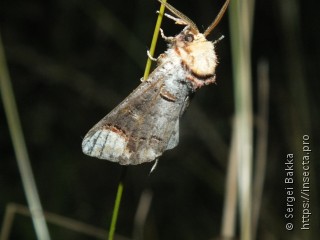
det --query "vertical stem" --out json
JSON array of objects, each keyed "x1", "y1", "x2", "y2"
[
  {"x1": 229, "y1": 0, "x2": 255, "y2": 239},
  {"x1": 0, "y1": 33, "x2": 51, "y2": 239},
  {"x1": 221, "y1": 119, "x2": 238, "y2": 238},
  {"x1": 108, "y1": 168, "x2": 126, "y2": 240},
  {"x1": 143, "y1": 0, "x2": 167, "y2": 80},
  {"x1": 252, "y1": 60, "x2": 269, "y2": 239}
]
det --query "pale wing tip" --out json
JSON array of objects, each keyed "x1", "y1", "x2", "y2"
[
  {"x1": 81, "y1": 129, "x2": 164, "y2": 165},
  {"x1": 81, "y1": 129, "x2": 127, "y2": 163}
]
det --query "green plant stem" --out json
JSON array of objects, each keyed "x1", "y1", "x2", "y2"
[
  {"x1": 143, "y1": 0, "x2": 167, "y2": 80},
  {"x1": 108, "y1": 168, "x2": 126, "y2": 240}
]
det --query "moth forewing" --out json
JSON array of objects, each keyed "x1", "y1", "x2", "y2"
[
  {"x1": 82, "y1": 62, "x2": 191, "y2": 165},
  {"x1": 82, "y1": 0, "x2": 230, "y2": 165}
]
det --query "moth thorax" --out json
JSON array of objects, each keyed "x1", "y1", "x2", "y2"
[{"x1": 179, "y1": 40, "x2": 217, "y2": 77}]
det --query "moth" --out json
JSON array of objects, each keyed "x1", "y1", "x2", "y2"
[{"x1": 82, "y1": 0, "x2": 230, "y2": 165}]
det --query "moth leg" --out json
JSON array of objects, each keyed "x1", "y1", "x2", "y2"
[
  {"x1": 158, "y1": 11, "x2": 186, "y2": 26},
  {"x1": 203, "y1": 75, "x2": 216, "y2": 85},
  {"x1": 147, "y1": 50, "x2": 157, "y2": 61},
  {"x1": 159, "y1": 28, "x2": 174, "y2": 42},
  {"x1": 213, "y1": 35, "x2": 225, "y2": 45},
  {"x1": 187, "y1": 74, "x2": 216, "y2": 90},
  {"x1": 150, "y1": 159, "x2": 159, "y2": 174}
]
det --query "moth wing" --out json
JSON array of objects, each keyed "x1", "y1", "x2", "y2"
[
  {"x1": 166, "y1": 94, "x2": 191, "y2": 150},
  {"x1": 166, "y1": 120, "x2": 179, "y2": 150},
  {"x1": 82, "y1": 64, "x2": 189, "y2": 165}
]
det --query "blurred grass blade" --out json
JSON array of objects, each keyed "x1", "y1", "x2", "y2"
[
  {"x1": 0, "y1": 33, "x2": 51, "y2": 239},
  {"x1": 228, "y1": 0, "x2": 255, "y2": 239},
  {"x1": 1, "y1": 203, "x2": 129, "y2": 240},
  {"x1": 221, "y1": 119, "x2": 238, "y2": 238},
  {"x1": 252, "y1": 59, "x2": 269, "y2": 239},
  {"x1": 133, "y1": 190, "x2": 153, "y2": 240}
]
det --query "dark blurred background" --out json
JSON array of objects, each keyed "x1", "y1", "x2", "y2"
[{"x1": 0, "y1": 0, "x2": 319, "y2": 239}]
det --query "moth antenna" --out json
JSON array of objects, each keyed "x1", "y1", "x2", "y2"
[
  {"x1": 158, "y1": 0, "x2": 199, "y2": 34},
  {"x1": 203, "y1": 0, "x2": 230, "y2": 37}
]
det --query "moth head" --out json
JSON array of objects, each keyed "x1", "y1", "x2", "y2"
[{"x1": 159, "y1": 0, "x2": 229, "y2": 77}]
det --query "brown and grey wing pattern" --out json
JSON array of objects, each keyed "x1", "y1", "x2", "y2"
[{"x1": 82, "y1": 62, "x2": 191, "y2": 165}]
